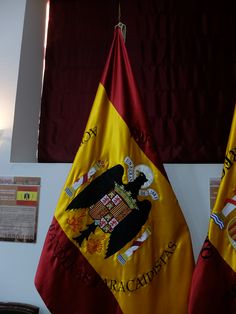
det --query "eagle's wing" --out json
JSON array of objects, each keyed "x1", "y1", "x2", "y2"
[
  {"x1": 66, "y1": 164, "x2": 124, "y2": 210},
  {"x1": 105, "y1": 200, "x2": 151, "y2": 258}
]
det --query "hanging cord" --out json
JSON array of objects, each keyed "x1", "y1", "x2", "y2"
[{"x1": 115, "y1": 1, "x2": 126, "y2": 42}]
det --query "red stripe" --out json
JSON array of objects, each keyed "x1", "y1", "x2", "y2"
[
  {"x1": 100, "y1": 28, "x2": 167, "y2": 179},
  {"x1": 230, "y1": 233, "x2": 236, "y2": 240},
  {"x1": 35, "y1": 217, "x2": 123, "y2": 314},
  {"x1": 228, "y1": 221, "x2": 236, "y2": 231},
  {"x1": 188, "y1": 239, "x2": 236, "y2": 314},
  {"x1": 83, "y1": 173, "x2": 89, "y2": 183},
  {"x1": 225, "y1": 198, "x2": 236, "y2": 206},
  {"x1": 17, "y1": 186, "x2": 38, "y2": 192},
  {"x1": 132, "y1": 241, "x2": 142, "y2": 247},
  {"x1": 16, "y1": 200, "x2": 37, "y2": 206}
]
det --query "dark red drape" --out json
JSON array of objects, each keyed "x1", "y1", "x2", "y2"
[{"x1": 38, "y1": 0, "x2": 236, "y2": 163}]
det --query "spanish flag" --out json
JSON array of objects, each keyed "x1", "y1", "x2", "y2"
[
  {"x1": 189, "y1": 105, "x2": 236, "y2": 313},
  {"x1": 35, "y1": 26, "x2": 194, "y2": 314}
]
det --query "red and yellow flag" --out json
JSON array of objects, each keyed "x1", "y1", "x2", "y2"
[
  {"x1": 35, "y1": 26, "x2": 194, "y2": 314},
  {"x1": 189, "y1": 105, "x2": 236, "y2": 313}
]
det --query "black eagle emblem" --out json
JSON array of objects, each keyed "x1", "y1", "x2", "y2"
[{"x1": 66, "y1": 164, "x2": 152, "y2": 258}]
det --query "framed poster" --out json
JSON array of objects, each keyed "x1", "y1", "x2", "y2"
[
  {"x1": 0, "y1": 176, "x2": 40, "y2": 243},
  {"x1": 209, "y1": 177, "x2": 221, "y2": 211}
]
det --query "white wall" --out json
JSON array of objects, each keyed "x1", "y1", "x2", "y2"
[
  {"x1": 0, "y1": 1, "x2": 223, "y2": 313},
  {"x1": 10, "y1": 0, "x2": 47, "y2": 162}
]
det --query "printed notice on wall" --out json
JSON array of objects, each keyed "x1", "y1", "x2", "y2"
[
  {"x1": 0, "y1": 176, "x2": 40, "y2": 243},
  {"x1": 209, "y1": 177, "x2": 221, "y2": 211}
]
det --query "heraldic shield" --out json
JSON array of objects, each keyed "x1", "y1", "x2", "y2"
[{"x1": 66, "y1": 164, "x2": 152, "y2": 258}]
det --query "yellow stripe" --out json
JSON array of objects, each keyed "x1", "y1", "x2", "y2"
[
  {"x1": 209, "y1": 105, "x2": 236, "y2": 271},
  {"x1": 16, "y1": 191, "x2": 38, "y2": 201},
  {"x1": 55, "y1": 84, "x2": 193, "y2": 314}
]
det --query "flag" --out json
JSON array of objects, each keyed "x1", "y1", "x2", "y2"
[
  {"x1": 35, "y1": 25, "x2": 194, "y2": 314},
  {"x1": 189, "y1": 105, "x2": 236, "y2": 314}
]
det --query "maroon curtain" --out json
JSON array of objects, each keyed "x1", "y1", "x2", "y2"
[{"x1": 38, "y1": 0, "x2": 236, "y2": 163}]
